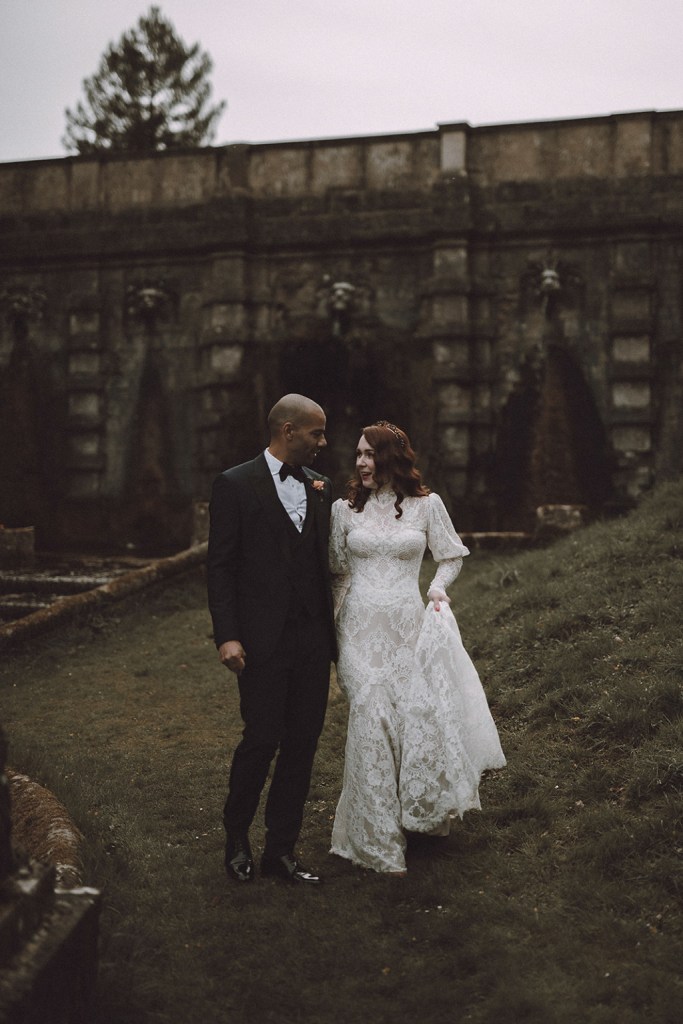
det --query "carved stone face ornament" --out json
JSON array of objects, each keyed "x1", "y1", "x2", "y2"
[
  {"x1": 0, "y1": 286, "x2": 47, "y2": 325},
  {"x1": 125, "y1": 282, "x2": 173, "y2": 330},
  {"x1": 539, "y1": 268, "x2": 560, "y2": 295},
  {"x1": 327, "y1": 281, "x2": 356, "y2": 311},
  {"x1": 327, "y1": 281, "x2": 356, "y2": 335}
]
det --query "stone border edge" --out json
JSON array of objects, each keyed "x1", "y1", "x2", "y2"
[{"x1": 0, "y1": 542, "x2": 208, "y2": 652}]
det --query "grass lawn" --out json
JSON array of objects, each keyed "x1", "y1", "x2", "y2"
[{"x1": 1, "y1": 478, "x2": 682, "y2": 1023}]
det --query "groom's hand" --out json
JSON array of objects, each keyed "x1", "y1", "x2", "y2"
[{"x1": 219, "y1": 640, "x2": 246, "y2": 676}]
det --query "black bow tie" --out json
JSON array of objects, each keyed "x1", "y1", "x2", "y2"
[{"x1": 279, "y1": 463, "x2": 307, "y2": 484}]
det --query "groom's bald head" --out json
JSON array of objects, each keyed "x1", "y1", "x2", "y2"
[{"x1": 267, "y1": 394, "x2": 324, "y2": 436}]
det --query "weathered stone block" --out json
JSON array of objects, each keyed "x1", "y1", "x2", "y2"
[
  {"x1": 207, "y1": 258, "x2": 247, "y2": 300},
  {"x1": 68, "y1": 161, "x2": 100, "y2": 211},
  {"x1": 67, "y1": 353, "x2": 101, "y2": 376},
  {"x1": 431, "y1": 294, "x2": 469, "y2": 325},
  {"x1": 614, "y1": 116, "x2": 653, "y2": 176},
  {"x1": 611, "y1": 291, "x2": 651, "y2": 320},
  {"x1": 66, "y1": 473, "x2": 101, "y2": 500},
  {"x1": 612, "y1": 335, "x2": 650, "y2": 362},
  {"x1": 433, "y1": 246, "x2": 468, "y2": 277},
  {"x1": 157, "y1": 153, "x2": 215, "y2": 205},
  {"x1": 249, "y1": 146, "x2": 309, "y2": 197},
  {"x1": 612, "y1": 425, "x2": 652, "y2": 452},
  {"x1": 22, "y1": 164, "x2": 69, "y2": 213},
  {"x1": 433, "y1": 342, "x2": 470, "y2": 372},
  {"x1": 68, "y1": 434, "x2": 101, "y2": 459},
  {"x1": 0, "y1": 881, "x2": 100, "y2": 1024},
  {"x1": 104, "y1": 156, "x2": 156, "y2": 210},
  {"x1": 438, "y1": 383, "x2": 471, "y2": 418},
  {"x1": 441, "y1": 425, "x2": 470, "y2": 465},
  {"x1": 209, "y1": 345, "x2": 243, "y2": 377},
  {"x1": 664, "y1": 118, "x2": 683, "y2": 172},
  {"x1": 612, "y1": 382, "x2": 651, "y2": 410},
  {"x1": 68, "y1": 313, "x2": 99, "y2": 336},
  {"x1": 0, "y1": 529, "x2": 35, "y2": 569},
  {"x1": 366, "y1": 141, "x2": 414, "y2": 189},
  {"x1": 311, "y1": 145, "x2": 363, "y2": 193},
  {"x1": 535, "y1": 503, "x2": 586, "y2": 541},
  {"x1": 67, "y1": 393, "x2": 101, "y2": 422},
  {"x1": 208, "y1": 304, "x2": 246, "y2": 334},
  {"x1": 439, "y1": 126, "x2": 467, "y2": 176},
  {"x1": 0, "y1": 864, "x2": 56, "y2": 966},
  {"x1": 613, "y1": 242, "x2": 651, "y2": 274},
  {"x1": 493, "y1": 127, "x2": 546, "y2": 182},
  {"x1": 554, "y1": 123, "x2": 611, "y2": 178}
]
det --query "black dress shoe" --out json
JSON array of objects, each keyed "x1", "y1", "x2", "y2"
[
  {"x1": 225, "y1": 834, "x2": 254, "y2": 883},
  {"x1": 260, "y1": 853, "x2": 322, "y2": 885}
]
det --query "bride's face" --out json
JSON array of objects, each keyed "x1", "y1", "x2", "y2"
[{"x1": 356, "y1": 434, "x2": 378, "y2": 489}]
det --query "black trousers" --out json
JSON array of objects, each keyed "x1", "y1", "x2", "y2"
[{"x1": 223, "y1": 608, "x2": 331, "y2": 858}]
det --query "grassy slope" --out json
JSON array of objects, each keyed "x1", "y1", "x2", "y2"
[{"x1": 1, "y1": 479, "x2": 682, "y2": 1024}]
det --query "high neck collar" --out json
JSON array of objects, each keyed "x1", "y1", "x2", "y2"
[{"x1": 370, "y1": 485, "x2": 397, "y2": 506}]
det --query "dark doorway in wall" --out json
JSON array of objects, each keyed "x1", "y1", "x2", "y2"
[
  {"x1": 277, "y1": 319, "x2": 411, "y2": 494},
  {"x1": 0, "y1": 322, "x2": 58, "y2": 545},
  {"x1": 121, "y1": 359, "x2": 186, "y2": 553},
  {"x1": 494, "y1": 344, "x2": 614, "y2": 530}
]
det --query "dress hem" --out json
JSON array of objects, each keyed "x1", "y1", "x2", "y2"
[{"x1": 329, "y1": 846, "x2": 407, "y2": 874}]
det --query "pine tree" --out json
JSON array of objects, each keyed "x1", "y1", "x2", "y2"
[{"x1": 63, "y1": 6, "x2": 226, "y2": 154}]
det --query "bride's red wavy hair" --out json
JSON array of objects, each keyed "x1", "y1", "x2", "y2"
[{"x1": 346, "y1": 422, "x2": 429, "y2": 518}]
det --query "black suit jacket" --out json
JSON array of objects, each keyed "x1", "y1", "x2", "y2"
[{"x1": 207, "y1": 453, "x2": 337, "y2": 665}]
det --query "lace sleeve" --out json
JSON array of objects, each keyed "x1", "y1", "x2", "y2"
[
  {"x1": 329, "y1": 500, "x2": 351, "y2": 616},
  {"x1": 426, "y1": 492, "x2": 470, "y2": 592}
]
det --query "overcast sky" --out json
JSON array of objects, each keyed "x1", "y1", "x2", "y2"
[{"x1": 1, "y1": 0, "x2": 681, "y2": 163}]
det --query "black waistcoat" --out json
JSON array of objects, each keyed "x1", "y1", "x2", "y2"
[{"x1": 282, "y1": 499, "x2": 327, "y2": 618}]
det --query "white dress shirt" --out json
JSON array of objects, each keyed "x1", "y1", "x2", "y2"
[{"x1": 264, "y1": 448, "x2": 307, "y2": 532}]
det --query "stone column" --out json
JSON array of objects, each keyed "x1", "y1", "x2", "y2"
[
  {"x1": 65, "y1": 309, "x2": 106, "y2": 501},
  {"x1": 607, "y1": 258, "x2": 655, "y2": 501},
  {"x1": 195, "y1": 255, "x2": 252, "y2": 491},
  {"x1": 420, "y1": 246, "x2": 473, "y2": 499},
  {"x1": 415, "y1": 124, "x2": 483, "y2": 521}
]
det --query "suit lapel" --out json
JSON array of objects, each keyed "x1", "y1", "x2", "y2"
[
  {"x1": 248, "y1": 453, "x2": 294, "y2": 540},
  {"x1": 303, "y1": 470, "x2": 330, "y2": 561},
  {"x1": 248, "y1": 454, "x2": 327, "y2": 544},
  {"x1": 249, "y1": 453, "x2": 317, "y2": 546}
]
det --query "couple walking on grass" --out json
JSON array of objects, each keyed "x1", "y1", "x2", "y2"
[{"x1": 207, "y1": 394, "x2": 505, "y2": 885}]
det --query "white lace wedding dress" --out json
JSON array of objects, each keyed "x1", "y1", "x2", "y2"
[{"x1": 329, "y1": 488, "x2": 506, "y2": 873}]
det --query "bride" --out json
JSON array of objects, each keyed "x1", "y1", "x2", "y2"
[{"x1": 329, "y1": 421, "x2": 506, "y2": 874}]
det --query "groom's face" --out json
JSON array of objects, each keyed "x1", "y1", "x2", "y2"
[{"x1": 286, "y1": 411, "x2": 327, "y2": 466}]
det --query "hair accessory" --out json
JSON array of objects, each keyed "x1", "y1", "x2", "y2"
[{"x1": 374, "y1": 420, "x2": 406, "y2": 449}]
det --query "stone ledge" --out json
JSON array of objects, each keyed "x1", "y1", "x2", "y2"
[
  {"x1": 460, "y1": 531, "x2": 533, "y2": 550},
  {"x1": 0, "y1": 543, "x2": 207, "y2": 652}
]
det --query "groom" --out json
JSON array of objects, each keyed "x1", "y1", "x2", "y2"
[{"x1": 207, "y1": 394, "x2": 336, "y2": 885}]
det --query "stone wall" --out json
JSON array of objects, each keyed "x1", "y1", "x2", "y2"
[{"x1": 0, "y1": 111, "x2": 681, "y2": 548}]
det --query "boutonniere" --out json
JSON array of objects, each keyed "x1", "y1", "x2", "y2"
[{"x1": 311, "y1": 479, "x2": 325, "y2": 492}]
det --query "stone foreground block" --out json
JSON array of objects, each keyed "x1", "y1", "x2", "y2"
[
  {"x1": 0, "y1": 873, "x2": 100, "y2": 1024},
  {"x1": 0, "y1": 532, "x2": 35, "y2": 571}
]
